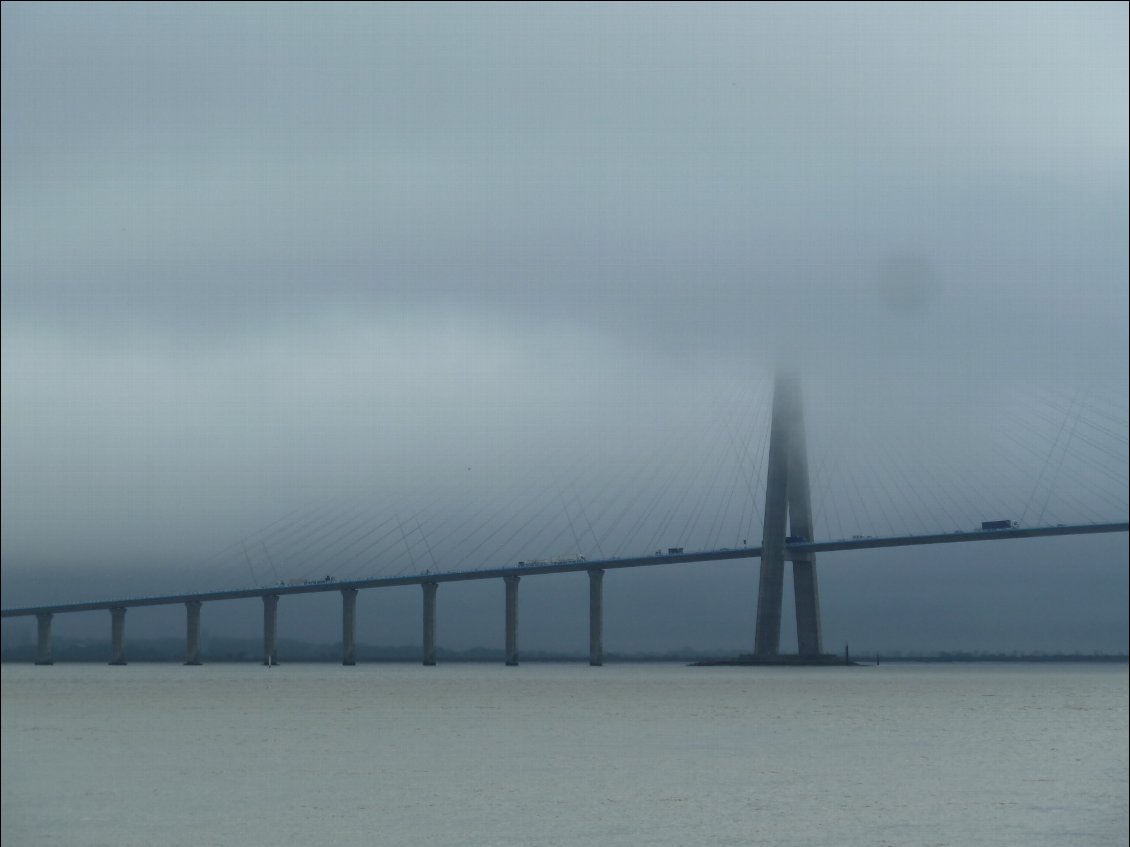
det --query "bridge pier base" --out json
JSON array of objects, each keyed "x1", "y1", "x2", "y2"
[
  {"x1": 588, "y1": 569, "x2": 604, "y2": 666},
  {"x1": 793, "y1": 557, "x2": 822, "y2": 656},
  {"x1": 262, "y1": 594, "x2": 279, "y2": 666},
  {"x1": 422, "y1": 582, "x2": 437, "y2": 666},
  {"x1": 341, "y1": 588, "x2": 358, "y2": 666},
  {"x1": 504, "y1": 575, "x2": 519, "y2": 666},
  {"x1": 184, "y1": 600, "x2": 202, "y2": 665},
  {"x1": 35, "y1": 612, "x2": 53, "y2": 665},
  {"x1": 109, "y1": 606, "x2": 127, "y2": 665}
]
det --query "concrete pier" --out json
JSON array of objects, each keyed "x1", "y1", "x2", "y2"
[
  {"x1": 422, "y1": 581, "x2": 438, "y2": 666},
  {"x1": 341, "y1": 588, "x2": 358, "y2": 666},
  {"x1": 35, "y1": 612, "x2": 53, "y2": 665},
  {"x1": 109, "y1": 606, "x2": 127, "y2": 665},
  {"x1": 786, "y1": 378, "x2": 823, "y2": 657},
  {"x1": 755, "y1": 374, "x2": 791, "y2": 657},
  {"x1": 504, "y1": 575, "x2": 520, "y2": 666},
  {"x1": 262, "y1": 594, "x2": 279, "y2": 666},
  {"x1": 588, "y1": 568, "x2": 604, "y2": 666},
  {"x1": 184, "y1": 600, "x2": 202, "y2": 665}
]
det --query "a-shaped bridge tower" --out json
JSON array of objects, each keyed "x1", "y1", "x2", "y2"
[{"x1": 754, "y1": 373, "x2": 824, "y2": 658}]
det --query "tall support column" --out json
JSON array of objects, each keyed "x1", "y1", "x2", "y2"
[
  {"x1": 341, "y1": 588, "x2": 358, "y2": 666},
  {"x1": 754, "y1": 374, "x2": 792, "y2": 657},
  {"x1": 184, "y1": 600, "x2": 203, "y2": 666},
  {"x1": 109, "y1": 606, "x2": 127, "y2": 666},
  {"x1": 421, "y1": 581, "x2": 438, "y2": 666},
  {"x1": 262, "y1": 594, "x2": 279, "y2": 666},
  {"x1": 504, "y1": 575, "x2": 520, "y2": 667},
  {"x1": 35, "y1": 612, "x2": 53, "y2": 666},
  {"x1": 787, "y1": 379, "x2": 823, "y2": 657},
  {"x1": 588, "y1": 568, "x2": 604, "y2": 667}
]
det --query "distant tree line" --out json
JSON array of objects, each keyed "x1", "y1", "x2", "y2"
[{"x1": 1, "y1": 636, "x2": 1126, "y2": 664}]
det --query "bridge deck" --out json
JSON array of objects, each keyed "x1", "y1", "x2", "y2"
[{"x1": 2, "y1": 521, "x2": 1126, "y2": 618}]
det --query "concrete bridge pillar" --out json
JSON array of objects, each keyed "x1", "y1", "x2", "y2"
[
  {"x1": 35, "y1": 612, "x2": 53, "y2": 666},
  {"x1": 504, "y1": 575, "x2": 520, "y2": 666},
  {"x1": 787, "y1": 382, "x2": 823, "y2": 657},
  {"x1": 755, "y1": 375, "x2": 791, "y2": 657},
  {"x1": 421, "y1": 581, "x2": 438, "y2": 666},
  {"x1": 588, "y1": 568, "x2": 604, "y2": 666},
  {"x1": 341, "y1": 588, "x2": 358, "y2": 666},
  {"x1": 262, "y1": 594, "x2": 279, "y2": 666},
  {"x1": 109, "y1": 606, "x2": 127, "y2": 666},
  {"x1": 184, "y1": 600, "x2": 203, "y2": 665},
  {"x1": 755, "y1": 373, "x2": 825, "y2": 658},
  {"x1": 792, "y1": 554, "x2": 822, "y2": 656}
]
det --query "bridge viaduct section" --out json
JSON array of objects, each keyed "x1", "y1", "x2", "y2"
[
  {"x1": 18, "y1": 560, "x2": 616, "y2": 668},
  {"x1": 5, "y1": 373, "x2": 1127, "y2": 667},
  {"x1": 13, "y1": 526, "x2": 1129, "y2": 667}
]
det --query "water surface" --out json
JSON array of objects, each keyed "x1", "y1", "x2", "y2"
[{"x1": 3, "y1": 662, "x2": 1126, "y2": 846}]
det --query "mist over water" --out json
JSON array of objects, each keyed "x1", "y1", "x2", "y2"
[{"x1": 2, "y1": 663, "x2": 1126, "y2": 847}]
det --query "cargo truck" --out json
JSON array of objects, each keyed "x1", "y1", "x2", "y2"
[{"x1": 981, "y1": 520, "x2": 1017, "y2": 530}]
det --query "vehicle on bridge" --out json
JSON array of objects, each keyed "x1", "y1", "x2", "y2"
[
  {"x1": 518, "y1": 554, "x2": 587, "y2": 566},
  {"x1": 981, "y1": 520, "x2": 1018, "y2": 530},
  {"x1": 278, "y1": 575, "x2": 337, "y2": 586}
]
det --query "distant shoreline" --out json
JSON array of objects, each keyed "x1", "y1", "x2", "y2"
[{"x1": 1, "y1": 637, "x2": 1126, "y2": 665}]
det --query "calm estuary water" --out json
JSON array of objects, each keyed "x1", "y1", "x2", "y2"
[{"x1": 2, "y1": 662, "x2": 1126, "y2": 847}]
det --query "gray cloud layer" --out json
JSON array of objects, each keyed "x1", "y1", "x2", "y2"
[{"x1": 3, "y1": 3, "x2": 1127, "y2": 652}]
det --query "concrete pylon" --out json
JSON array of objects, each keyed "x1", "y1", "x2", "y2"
[
  {"x1": 35, "y1": 612, "x2": 53, "y2": 666},
  {"x1": 787, "y1": 379, "x2": 823, "y2": 657},
  {"x1": 341, "y1": 588, "x2": 358, "y2": 666},
  {"x1": 504, "y1": 575, "x2": 520, "y2": 666},
  {"x1": 184, "y1": 600, "x2": 203, "y2": 665},
  {"x1": 262, "y1": 594, "x2": 279, "y2": 666},
  {"x1": 588, "y1": 568, "x2": 604, "y2": 667},
  {"x1": 754, "y1": 376, "x2": 791, "y2": 656},
  {"x1": 421, "y1": 582, "x2": 438, "y2": 666},
  {"x1": 754, "y1": 373, "x2": 824, "y2": 658},
  {"x1": 109, "y1": 606, "x2": 127, "y2": 665}
]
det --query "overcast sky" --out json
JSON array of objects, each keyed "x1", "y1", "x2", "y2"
[{"x1": 2, "y1": 3, "x2": 1127, "y2": 654}]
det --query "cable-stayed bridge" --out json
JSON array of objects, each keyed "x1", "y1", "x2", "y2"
[{"x1": 3, "y1": 374, "x2": 1127, "y2": 666}]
